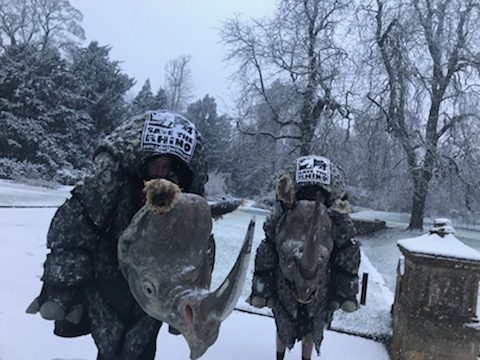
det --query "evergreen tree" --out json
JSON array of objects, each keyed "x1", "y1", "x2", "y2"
[
  {"x1": 186, "y1": 95, "x2": 232, "y2": 171},
  {"x1": 153, "y1": 87, "x2": 168, "y2": 110},
  {"x1": 130, "y1": 79, "x2": 156, "y2": 115},
  {"x1": 69, "y1": 41, "x2": 134, "y2": 136},
  {"x1": 0, "y1": 43, "x2": 91, "y2": 179}
]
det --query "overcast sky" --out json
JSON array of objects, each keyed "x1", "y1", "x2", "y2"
[{"x1": 69, "y1": 0, "x2": 276, "y2": 112}]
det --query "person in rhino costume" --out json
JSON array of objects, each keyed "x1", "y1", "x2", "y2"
[
  {"x1": 26, "y1": 110, "x2": 210, "y2": 359},
  {"x1": 248, "y1": 155, "x2": 360, "y2": 360}
]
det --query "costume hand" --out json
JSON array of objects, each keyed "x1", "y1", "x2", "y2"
[
  {"x1": 330, "y1": 298, "x2": 359, "y2": 313},
  {"x1": 26, "y1": 285, "x2": 84, "y2": 324},
  {"x1": 266, "y1": 298, "x2": 275, "y2": 309},
  {"x1": 247, "y1": 294, "x2": 269, "y2": 309},
  {"x1": 341, "y1": 300, "x2": 359, "y2": 312},
  {"x1": 330, "y1": 300, "x2": 341, "y2": 311}
]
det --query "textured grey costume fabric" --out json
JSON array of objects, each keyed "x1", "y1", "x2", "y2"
[
  {"x1": 251, "y1": 188, "x2": 360, "y2": 354},
  {"x1": 37, "y1": 113, "x2": 209, "y2": 359}
]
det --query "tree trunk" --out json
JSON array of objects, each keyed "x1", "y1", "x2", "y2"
[
  {"x1": 408, "y1": 95, "x2": 440, "y2": 230},
  {"x1": 299, "y1": 108, "x2": 315, "y2": 156},
  {"x1": 408, "y1": 169, "x2": 432, "y2": 230}
]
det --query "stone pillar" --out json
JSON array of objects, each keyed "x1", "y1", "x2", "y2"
[{"x1": 390, "y1": 219, "x2": 480, "y2": 360}]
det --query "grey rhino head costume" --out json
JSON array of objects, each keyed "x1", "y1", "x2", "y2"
[
  {"x1": 274, "y1": 174, "x2": 334, "y2": 304},
  {"x1": 118, "y1": 179, "x2": 255, "y2": 359}
]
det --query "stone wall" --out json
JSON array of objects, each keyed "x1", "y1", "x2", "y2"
[{"x1": 352, "y1": 218, "x2": 386, "y2": 235}]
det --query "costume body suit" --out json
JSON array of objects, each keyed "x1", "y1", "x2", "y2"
[{"x1": 30, "y1": 111, "x2": 209, "y2": 359}]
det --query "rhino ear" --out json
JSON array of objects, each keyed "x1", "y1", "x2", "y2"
[
  {"x1": 144, "y1": 179, "x2": 180, "y2": 213},
  {"x1": 331, "y1": 197, "x2": 352, "y2": 214},
  {"x1": 276, "y1": 174, "x2": 296, "y2": 208}
]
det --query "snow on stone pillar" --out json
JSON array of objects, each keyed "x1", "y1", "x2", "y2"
[{"x1": 390, "y1": 218, "x2": 480, "y2": 360}]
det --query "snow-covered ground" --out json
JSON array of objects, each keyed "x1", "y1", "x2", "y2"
[
  {"x1": 0, "y1": 179, "x2": 72, "y2": 207},
  {"x1": 351, "y1": 212, "x2": 480, "y2": 319},
  {"x1": 352, "y1": 209, "x2": 480, "y2": 248},
  {"x1": 2, "y1": 179, "x2": 478, "y2": 359}
]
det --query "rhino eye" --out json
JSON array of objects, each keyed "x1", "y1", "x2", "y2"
[{"x1": 143, "y1": 280, "x2": 157, "y2": 297}]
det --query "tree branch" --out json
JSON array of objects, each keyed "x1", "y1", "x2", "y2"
[{"x1": 236, "y1": 119, "x2": 302, "y2": 141}]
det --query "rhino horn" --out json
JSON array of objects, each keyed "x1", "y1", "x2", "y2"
[
  {"x1": 300, "y1": 192, "x2": 324, "y2": 279},
  {"x1": 177, "y1": 218, "x2": 256, "y2": 359},
  {"x1": 180, "y1": 217, "x2": 255, "y2": 322},
  {"x1": 206, "y1": 216, "x2": 255, "y2": 320}
]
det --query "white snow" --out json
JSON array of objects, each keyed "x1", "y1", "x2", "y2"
[
  {"x1": 0, "y1": 179, "x2": 71, "y2": 207},
  {"x1": 352, "y1": 209, "x2": 480, "y2": 244},
  {"x1": 398, "y1": 233, "x2": 480, "y2": 261},
  {"x1": 0, "y1": 180, "x2": 392, "y2": 359},
  {"x1": 329, "y1": 250, "x2": 394, "y2": 340}
]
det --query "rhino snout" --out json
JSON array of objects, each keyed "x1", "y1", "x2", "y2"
[{"x1": 176, "y1": 294, "x2": 221, "y2": 360}]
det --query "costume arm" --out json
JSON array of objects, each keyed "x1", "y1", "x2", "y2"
[
  {"x1": 248, "y1": 202, "x2": 283, "y2": 308},
  {"x1": 42, "y1": 151, "x2": 124, "y2": 286},
  {"x1": 328, "y1": 207, "x2": 360, "y2": 309},
  {"x1": 27, "y1": 152, "x2": 125, "y2": 321}
]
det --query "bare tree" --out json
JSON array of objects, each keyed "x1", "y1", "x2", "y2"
[
  {"x1": 366, "y1": 0, "x2": 480, "y2": 229},
  {"x1": 220, "y1": 0, "x2": 353, "y2": 155},
  {"x1": 437, "y1": 100, "x2": 480, "y2": 214},
  {"x1": 164, "y1": 54, "x2": 194, "y2": 111},
  {"x1": 0, "y1": 0, "x2": 84, "y2": 52},
  {"x1": 0, "y1": 0, "x2": 37, "y2": 48},
  {"x1": 33, "y1": 0, "x2": 84, "y2": 50}
]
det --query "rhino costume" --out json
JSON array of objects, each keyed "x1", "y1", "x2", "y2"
[
  {"x1": 248, "y1": 155, "x2": 360, "y2": 355},
  {"x1": 26, "y1": 110, "x2": 212, "y2": 359}
]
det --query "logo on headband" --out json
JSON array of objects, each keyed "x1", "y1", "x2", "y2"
[
  {"x1": 296, "y1": 155, "x2": 331, "y2": 186},
  {"x1": 141, "y1": 111, "x2": 197, "y2": 163}
]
